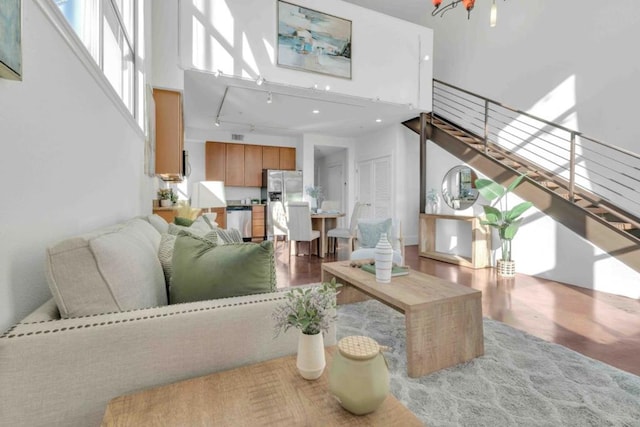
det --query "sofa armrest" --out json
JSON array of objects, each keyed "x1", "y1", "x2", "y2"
[{"x1": 1, "y1": 288, "x2": 336, "y2": 427}]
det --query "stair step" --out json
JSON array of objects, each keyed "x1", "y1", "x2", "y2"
[
  {"x1": 584, "y1": 206, "x2": 609, "y2": 215},
  {"x1": 609, "y1": 222, "x2": 636, "y2": 231},
  {"x1": 537, "y1": 181, "x2": 560, "y2": 189},
  {"x1": 556, "y1": 191, "x2": 583, "y2": 201}
]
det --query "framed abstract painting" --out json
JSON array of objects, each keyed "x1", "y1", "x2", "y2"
[
  {"x1": 277, "y1": 1, "x2": 351, "y2": 79},
  {"x1": 0, "y1": 0, "x2": 22, "y2": 81}
]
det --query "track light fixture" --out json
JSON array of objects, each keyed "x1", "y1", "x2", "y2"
[
  {"x1": 214, "y1": 118, "x2": 220, "y2": 127},
  {"x1": 256, "y1": 75, "x2": 265, "y2": 86},
  {"x1": 267, "y1": 92, "x2": 273, "y2": 104},
  {"x1": 432, "y1": 0, "x2": 504, "y2": 25}
]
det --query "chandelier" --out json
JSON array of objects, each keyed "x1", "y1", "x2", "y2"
[{"x1": 432, "y1": 0, "x2": 501, "y2": 26}]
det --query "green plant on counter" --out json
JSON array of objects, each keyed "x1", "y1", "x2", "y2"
[
  {"x1": 475, "y1": 173, "x2": 533, "y2": 262},
  {"x1": 157, "y1": 188, "x2": 178, "y2": 203}
]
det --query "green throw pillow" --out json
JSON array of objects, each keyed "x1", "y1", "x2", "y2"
[
  {"x1": 170, "y1": 232, "x2": 276, "y2": 304},
  {"x1": 358, "y1": 218, "x2": 392, "y2": 248},
  {"x1": 174, "y1": 216, "x2": 194, "y2": 226}
]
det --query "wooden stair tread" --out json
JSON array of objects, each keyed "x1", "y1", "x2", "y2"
[{"x1": 609, "y1": 222, "x2": 636, "y2": 231}]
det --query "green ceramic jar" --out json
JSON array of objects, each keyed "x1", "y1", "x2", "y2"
[{"x1": 328, "y1": 336, "x2": 389, "y2": 415}]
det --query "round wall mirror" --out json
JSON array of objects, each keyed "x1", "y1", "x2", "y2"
[{"x1": 441, "y1": 165, "x2": 479, "y2": 210}]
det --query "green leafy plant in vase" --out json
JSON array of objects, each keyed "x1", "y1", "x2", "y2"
[
  {"x1": 475, "y1": 173, "x2": 533, "y2": 276},
  {"x1": 272, "y1": 279, "x2": 338, "y2": 380}
]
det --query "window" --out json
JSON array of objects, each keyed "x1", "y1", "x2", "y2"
[{"x1": 55, "y1": 0, "x2": 138, "y2": 117}]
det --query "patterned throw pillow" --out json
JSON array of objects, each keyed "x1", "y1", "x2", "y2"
[
  {"x1": 216, "y1": 228, "x2": 244, "y2": 244},
  {"x1": 358, "y1": 218, "x2": 392, "y2": 248}
]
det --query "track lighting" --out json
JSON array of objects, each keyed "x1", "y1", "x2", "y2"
[
  {"x1": 490, "y1": 0, "x2": 497, "y2": 27},
  {"x1": 256, "y1": 75, "x2": 265, "y2": 86},
  {"x1": 215, "y1": 118, "x2": 220, "y2": 127},
  {"x1": 267, "y1": 92, "x2": 273, "y2": 104}
]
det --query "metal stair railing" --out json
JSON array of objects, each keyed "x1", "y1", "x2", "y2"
[{"x1": 432, "y1": 79, "x2": 640, "y2": 219}]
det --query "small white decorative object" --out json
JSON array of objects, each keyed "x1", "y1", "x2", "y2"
[
  {"x1": 160, "y1": 199, "x2": 172, "y2": 207},
  {"x1": 374, "y1": 233, "x2": 393, "y2": 283},
  {"x1": 296, "y1": 331, "x2": 326, "y2": 380},
  {"x1": 426, "y1": 189, "x2": 440, "y2": 214}
]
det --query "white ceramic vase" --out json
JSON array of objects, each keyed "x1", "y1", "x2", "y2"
[
  {"x1": 160, "y1": 199, "x2": 172, "y2": 207},
  {"x1": 374, "y1": 233, "x2": 393, "y2": 283},
  {"x1": 296, "y1": 331, "x2": 326, "y2": 380}
]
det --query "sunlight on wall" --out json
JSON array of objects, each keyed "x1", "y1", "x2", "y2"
[
  {"x1": 192, "y1": 0, "x2": 234, "y2": 72},
  {"x1": 241, "y1": 32, "x2": 259, "y2": 78},
  {"x1": 263, "y1": 38, "x2": 275, "y2": 64}
]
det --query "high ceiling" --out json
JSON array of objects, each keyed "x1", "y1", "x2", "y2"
[
  {"x1": 183, "y1": 70, "x2": 419, "y2": 138},
  {"x1": 183, "y1": 1, "x2": 430, "y2": 139}
]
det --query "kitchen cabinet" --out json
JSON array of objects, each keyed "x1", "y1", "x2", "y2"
[
  {"x1": 244, "y1": 145, "x2": 263, "y2": 187},
  {"x1": 262, "y1": 146, "x2": 280, "y2": 170},
  {"x1": 279, "y1": 147, "x2": 296, "y2": 170},
  {"x1": 153, "y1": 88, "x2": 184, "y2": 181},
  {"x1": 205, "y1": 142, "x2": 296, "y2": 186},
  {"x1": 225, "y1": 144, "x2": 245, "y2": 186},
  {"x1": 211, "y1": 207, "x2": 226, "y2": 229},
  {"x1": 205, "y1": 142, "x2": 226, "y2": 181},
  {"x1": 251, "y1": 205, "x2": 266, "y2": 240}
]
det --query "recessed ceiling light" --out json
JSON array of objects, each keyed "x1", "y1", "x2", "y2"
[
  {"x1": 313, "y1": 110, "x2": 320, "y2": 114},
  {"x1": 325, "y1": 85, "x2": 330, "y2": 91},
  {"x1": 376, "y1": 118, "x2": 382, "y2": 123},
  {"x1": 423, "y1": 54, "x2": 430, "y2": 61}
]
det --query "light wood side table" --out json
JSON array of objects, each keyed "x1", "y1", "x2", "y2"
[{"x1": 418, "y1": 213, "x2": 491, "y2": 269}]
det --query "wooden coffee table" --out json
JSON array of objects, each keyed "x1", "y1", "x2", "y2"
[
  {"x1": 322, "y1": 261, "x2": 484, "y2": 378},
  {"x1": 101, "y1": 348, "x2": 422, "y2": 426}
]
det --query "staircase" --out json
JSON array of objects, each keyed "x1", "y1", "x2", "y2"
[{"x1": 404, "y1": 79, "x2": 640, "y2": 274}]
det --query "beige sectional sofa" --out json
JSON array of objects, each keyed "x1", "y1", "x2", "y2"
[{"x1": 0, "y1": 215, "x2": 335, "y2": 427}]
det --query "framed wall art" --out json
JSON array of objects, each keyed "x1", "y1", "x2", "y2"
[
  {"x1": 0, "y1": 0, "x2": 22, "y2": 81},
  {"x1": 277, "y1": 1, "x2": 351, "y2": 79}
]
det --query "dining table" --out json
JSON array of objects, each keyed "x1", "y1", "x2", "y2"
[{"x1": 310, "y1": 212, "x2": 345, "y2": 258}]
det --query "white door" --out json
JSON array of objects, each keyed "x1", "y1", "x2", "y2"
[
  {"x1": 357, "y1": 155, "x2": 392, "y2": 219},
  {"x1": 326, "y1": 162, "x2": 345, "y2": 225}
]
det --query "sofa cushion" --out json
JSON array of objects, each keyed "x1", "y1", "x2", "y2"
[
  {"x1": 170, "y1": 232, "x2": 276, "y2": 304},
  {"x1": 174, "y1": 216, "x2": 194, "y2": 227},
  {"x1": 357, "y1": 218, "x2": 392, "y2": 248},
  {"x1": 143, "y1": 214, "x2": 169, "y2": 234},
  {"x1": 157, "y1": 230, "x2": 218, "y2": 288},
  {"x1": 46, "y1": 218, "x2": 167, "y2": 318},
  {"x1": 216, "y1": 228, "x2": 244, "y2": 244}
]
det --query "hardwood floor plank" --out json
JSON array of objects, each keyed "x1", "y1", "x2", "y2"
[{"x1": 275, "y1": 243, "x2": 640, "y2": 376}]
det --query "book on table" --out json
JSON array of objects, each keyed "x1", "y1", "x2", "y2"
[{"x1": 360, "y1": 263, "x2": 409, "y2": 277}]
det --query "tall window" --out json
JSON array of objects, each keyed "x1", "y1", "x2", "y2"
[{"x1": 56, "y1": 0, "x2": 137, "y2": 117}]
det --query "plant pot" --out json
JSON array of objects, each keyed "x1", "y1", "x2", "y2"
[
  {"x1": 160, "y1": 199, "x2": 173, "y2": 207},
  {"x1": 497, "y1": 259, "x2": 516, "y2": 277},
  {"x1": 296, "y1": 331, "x2": 325, "y2": 380}
]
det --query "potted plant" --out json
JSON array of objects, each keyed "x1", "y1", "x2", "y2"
[
  {"x1": 157, "y1": 188, "x2": 176, "y2": 207},
  {"x1": 305, "y1": 185, "x2": 323, "y2": 212},
  {"x1": 475, "y1": 173, "x2": 533, "y2": 277},
  {"x1": 273, "y1": 279, "x2": 338, "y2": 380}
]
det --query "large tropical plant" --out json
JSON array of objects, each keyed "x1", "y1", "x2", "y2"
[{"x1": 475, "y1": 173, "x2": 533, "y2": 262}]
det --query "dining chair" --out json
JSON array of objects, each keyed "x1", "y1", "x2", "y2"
[
  {"x1": 327, "y1": 201, "x2": 365, "y2": 257},
  {"x1": 286, "y1": 202, "x2": 321, "y2": 258},
  {"x1": 351, "y1": 218, "x2": 405, "y2": 265},
  {"x1": 320, "y1": 200, "x2": 339, "y2": 212},
  {"x1": 270, "y1": 201, "x2": 289, "y2": 250}
]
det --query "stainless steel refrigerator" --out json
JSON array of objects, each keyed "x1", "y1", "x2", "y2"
[{"x1": 261, "y1": 170, "x2": 303, "y2": 238}]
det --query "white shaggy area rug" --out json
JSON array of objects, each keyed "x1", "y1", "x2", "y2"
[{"x1": 336, "y1": 300, "x2": 640, "y2": 427}]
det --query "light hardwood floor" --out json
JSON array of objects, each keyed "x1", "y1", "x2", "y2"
[{"x1": 274, "y1": 243, "x2": 640, "y2": 376}]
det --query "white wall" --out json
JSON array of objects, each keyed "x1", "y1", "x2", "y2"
[
  {"x1": 426, "y1": 143, "x2": 640, "y2": 299},
  {"x1": 353, "y1": 125, "x2": 421, "y2": 246},
  {"x1": 426, "y1": 1, "x2": 639, "y2": 154},
  {"x1": 0, "y1": 1, "x2": 151, "y2": 332},
  {"x1": 179, "y1": 0, "x2": 433, "y2": 110}
]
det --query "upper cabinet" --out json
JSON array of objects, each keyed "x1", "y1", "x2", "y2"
[
  {"x1": 225, "y1": 144, "x2": 245, "y2": 186},
  {"x1": 262, "y1": 146, "x2": 280, "y2": 170},
  {"x1": 153, "y1": 88, "x2": 184, "y2": 181},
  {"x1": 279, "y1": 147, "x2": 296, "y2": 171},
  {"x1": 244, "y1": 145, "x2": 263, "y2": 187},
  {"x1": 206, "y1": 141, "x2": 296, "y2": 187},
  {"x1": 205, "y1": 142, "x2": 226, "y2": 181}
]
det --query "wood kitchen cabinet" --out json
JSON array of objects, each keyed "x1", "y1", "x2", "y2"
[
  {"x1": 251, "y1": 205, "x2": 266, "y2": 240},
  {"x1": 262, "y1": 146, "x2": 280, "y2": 170},
  {"x1": 225, "y1": 144, "x2": 245, "y2": 186},
  {"x1": 153, "y1": 88, "x2": 184, "y2": 181},
  {"x1": 244, "y1": 145, "x2": 263, "y2": 187},
  {"x1": 279, "y1": 147, "x2": 296, "y2": 170},
  {"x1": 205, "y1": 142, "x2": 226, "y2": 181}
]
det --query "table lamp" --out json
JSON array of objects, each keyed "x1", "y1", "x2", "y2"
[{"x1": 192, "y1": 181, "x2": 227, "y2": 212}]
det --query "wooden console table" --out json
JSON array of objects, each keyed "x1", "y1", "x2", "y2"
[{"x1": 419, "y1": 213, "x2": 491, "y2": 269}]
